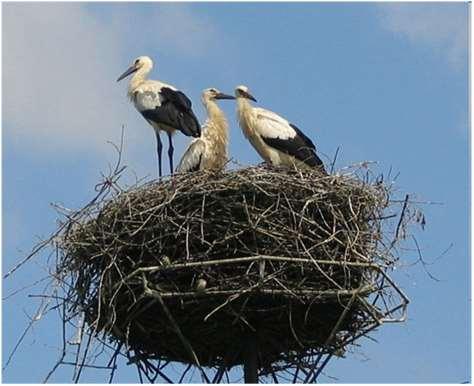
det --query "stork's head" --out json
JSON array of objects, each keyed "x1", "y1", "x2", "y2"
[
  {"x1": 117, "y1": 56, "x2": 153, "y2": 82},
  {"x1": 235, "y1": 85, "x2": 257, "y2": 102},
  {"x1": 202, "y1": 88, "x2": 235, "y2": 103}
]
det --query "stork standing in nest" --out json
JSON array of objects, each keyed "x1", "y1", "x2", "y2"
[
  {"x1": 176, "y1": 88, "x2": 234, "y2": 173},
  {"x1": 117, "y1": 56, "x2": 200, "y2": 177},
  {"x1": 235, "y1": 85, "x2": 326, "y2": 173}
]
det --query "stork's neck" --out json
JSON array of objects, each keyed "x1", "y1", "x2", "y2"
[
  {"x1": 236, "y1": 97, "x2": 253, "y2": 123},
  {"x1": 205, "y1": 99, "x2": 226, "y2": 124},
  {"x1": 127, "y1": 66, "x2": 151, "y2": 98},
  {"x1": 203, "y1": 99, "x2": 228, "y2": 141}
]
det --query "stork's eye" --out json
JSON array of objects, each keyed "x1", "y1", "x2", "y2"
[{"x1": 135, "y1": 59, "x2": 140, "y2": 65}]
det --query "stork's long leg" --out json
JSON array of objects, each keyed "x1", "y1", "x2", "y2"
[
  {"x1": 155, "y1": 130, "x2": 163, "y2": 177},
  {"x1": 167, "y1": 132, "x2": 174, "y2": 174}
]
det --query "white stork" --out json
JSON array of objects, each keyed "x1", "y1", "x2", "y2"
[
  {"x1": 235, "y1": 85, "x2": 326, "y2": 173},
  {"x1": 117, "y1": 56, "x2": 200, "y2": 177},
  {"x1": 176, "y1": 88, "x2": 234, "y2": 173}
]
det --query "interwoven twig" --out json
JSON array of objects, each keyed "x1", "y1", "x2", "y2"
[{"x1": 48, "y1": 164, "x2": 414, "y2": 382}]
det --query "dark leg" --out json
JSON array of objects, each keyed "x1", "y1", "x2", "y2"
[
  {"x1": 155, "y1": 130, "x2": 163, "y2": 178},
  {"x1": 167, "y1": 132, "x2": 174, "y2": 174}
]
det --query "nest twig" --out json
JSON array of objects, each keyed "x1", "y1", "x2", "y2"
[
  {"x1": 6, "y1": 160, "x2": 423, "y2": 383},
  {"x1": 46, "y1": 164, "x2": 412, "y2": 381}
]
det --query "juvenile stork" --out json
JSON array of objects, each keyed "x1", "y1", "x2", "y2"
[
  {"x1": 117, "y1": 56, "x2": 200, "y2": 177},
  {"x1": 235, "y1": 85, "x2": 326, "y2": 173},
  {"x1": 177, "y1": 88, "x2": 234, "y2": 173}
]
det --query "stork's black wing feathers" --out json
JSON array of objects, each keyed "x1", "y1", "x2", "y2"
[
  {"x1": 261, "y1": 123, "x2": 326, "y2": 172},
  {"x1": 141, "y1": 87, "x2": 201, "y2": 138},
  {"x1": 289, "y1": 124, "x2": 316, "y2": 150},
  {"x1": 160, "y1": 87, "x2": 200, "y2": 137},
  {"x1": 160, "y1": 87, "x2": 192, "y2": 110}
]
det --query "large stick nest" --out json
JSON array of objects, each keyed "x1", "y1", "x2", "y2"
[{"x1": 57, "y1": 165, "x2": 409, "y2": 375}]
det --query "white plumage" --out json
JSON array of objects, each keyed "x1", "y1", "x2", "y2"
[
  {"x1": 177, "y1": 88, "x2": 234, "y2": 173},
  {"x1": 117, "y1": 55, "x2": 200, "y2": 177},
  {"x1": 251, "y1": 109, "x2": 296, "y2": 140},
  {"x1": 235, "y1": 85, "x2": 326, "y2": 173},
  {"x1": 177, "y1": 139, "x2": 206, "y2": 173}
]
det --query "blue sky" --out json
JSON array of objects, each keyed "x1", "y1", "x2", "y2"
[{"x1": 2, "y1": 2, "x2": 469, "y2": 383}]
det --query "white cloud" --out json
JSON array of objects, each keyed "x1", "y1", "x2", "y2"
[
  {"x1": 4, "y1": 3, "x2": 122, "y2": 152},
  {"x1": 2, "y1": 3, "x2": 217, "y2": 155},
  {"x1": 376, "y1": 3, "x2": 468, "y2": 69}
]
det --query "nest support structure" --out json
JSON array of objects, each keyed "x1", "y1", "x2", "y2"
[{"x1": 55, "y1": 165, "x2": 411, "y2": 383}]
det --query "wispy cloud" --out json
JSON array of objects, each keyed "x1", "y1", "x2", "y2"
[
  {"x1": 150, "y1": 4, "x2": 219, "y2": 56},
  {"x1": 3, "y1": 3, "x2": 217, "y2": 155},
  {"x1": 375, "y1": 3, "x2": 468, "y2": 69}
]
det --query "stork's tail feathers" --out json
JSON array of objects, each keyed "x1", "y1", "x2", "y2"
[
  {"x1": 177, "y1": 111, "x2": 201, "y2": 138},
  {"x1": 305, "y1": 157, "x2": 328, "y2": 175},
  {"x1": 316, "y1": 163, "x2": 328, "y2": 175},
  {"x1": 310, "y1": 154, "x2": 328, "y2": 175}
]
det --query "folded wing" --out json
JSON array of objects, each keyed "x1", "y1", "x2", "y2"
[
  {"x1": 255, "y1": 109, "x2": 326, "y2": 170},
  {"x1": 176, "y1": 139, "x2": 206, "y2": 173},
  {"x1": 138, "y1": 87, "x2": 201, "y2": 138}
]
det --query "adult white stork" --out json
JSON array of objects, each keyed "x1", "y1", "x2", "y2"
[
  {"x1": 176, "y1": 88, "x2": 234, "y2": 173},
  {"x1": 117, "y1": 56, "x2": 200, "y2": 177},
  {"x1": 235, "y1": 85, "x2": 326, "y2": 173}
]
